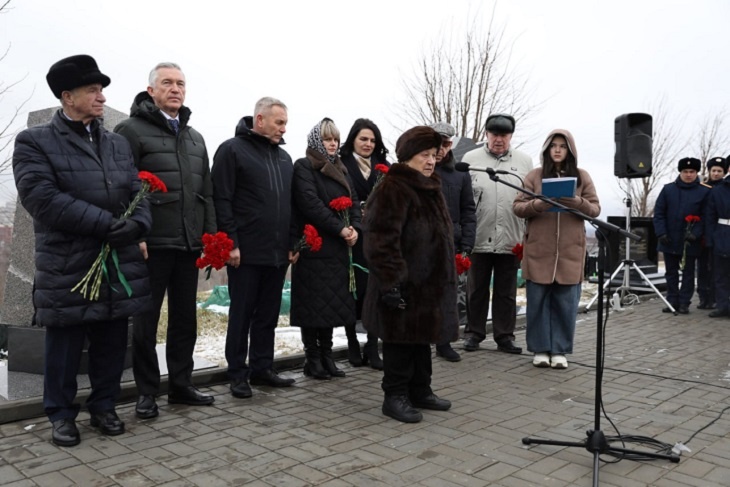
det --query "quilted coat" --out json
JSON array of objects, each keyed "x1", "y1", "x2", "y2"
[
  {"x1": 12, "y1": 110, "x2": 152, "y2": 327},
  {"x1": 114, "y1": 91, "x2": 216, "y2": 251},
  {"x1": 362, "y1": 163, "x2": 458, "y2": 344},
  {"x1": 289, "y1": 148, "x2": 361, "y2": 328}
]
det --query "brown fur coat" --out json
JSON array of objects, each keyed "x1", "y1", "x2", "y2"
[{"x1": 362, "y1": 163, "x2": 458, "y2": 344}]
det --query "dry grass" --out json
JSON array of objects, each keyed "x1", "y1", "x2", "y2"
[{"x1": 155, "y1": 290, "x2": 289, "y2": 344}]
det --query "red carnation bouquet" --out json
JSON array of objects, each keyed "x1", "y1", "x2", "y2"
[
  {"x1": 455, "y1": 253, "x2": 472, "y2": 275},
  {"x1": 293, "y1": 224, "x2": 323, "y2": 254},
  {"x1": 329, "y1": 196, "x2": 361, "y2": 297},
  {"x1": 512, "y1": 243, "x2": 524, "y2": 261},
  {"x1": 680, "y1": 215, "x2": 701, "y2": 270},
  {"x1": 196, "y1": 231, "x2": 235, "y2": 279},
  {"x1": 72, "y1": 171, "x2": 168, "y2": 301}
]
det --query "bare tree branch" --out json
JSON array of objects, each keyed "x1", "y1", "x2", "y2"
[
  {"x1": 394, "y1": 5, "x2": 540, "y2": 146},
  {"x1": 697, "y1": 109, "x2": 730, "y2": 178},
  {"x1": 0, "y1": 0, "x2": 31, "y2": 176}
]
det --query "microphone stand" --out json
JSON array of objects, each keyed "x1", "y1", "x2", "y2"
[{"x1": 483, "y1": 171, "x2": 679, "y2": 486}]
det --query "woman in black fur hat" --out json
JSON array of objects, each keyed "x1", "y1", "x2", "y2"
[{"x1": 363, "y1": 126, "x2": 458, "y2": 423}]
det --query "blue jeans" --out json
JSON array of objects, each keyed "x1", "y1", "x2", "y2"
[{"x1": 525, "y1": 280, "x2": 581, "y2": 355}]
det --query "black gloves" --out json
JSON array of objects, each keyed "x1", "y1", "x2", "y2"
[
  {"x1": 685, "y1": 234, "x2": 697, "y2": 243},
  {"x1": 658, "y1": 235, "x2": 671, "y2": 246},
  {"x1": 382, "y1": 287, "x2": 407, "y2": 310},
  {"x1": 107, "y1": 219, "x2": 141, "y2": 248}
]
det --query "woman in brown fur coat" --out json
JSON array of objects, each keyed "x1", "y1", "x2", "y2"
[{"x1": 363, "y1": 126, "x2": 458, "y2": 423}]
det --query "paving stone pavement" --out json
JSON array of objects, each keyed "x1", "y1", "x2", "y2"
[{"x1": 2, "y1": 297, "x2": 730, "y2": 486}]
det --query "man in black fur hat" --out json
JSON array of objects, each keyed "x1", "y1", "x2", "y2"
[{"x1": 13, "y1": 55, "x2": 151, "y2": 446}]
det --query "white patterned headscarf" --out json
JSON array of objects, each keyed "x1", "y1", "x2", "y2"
[{"x1": 307, "y1": 118, "x2": 337, "y2": 164}]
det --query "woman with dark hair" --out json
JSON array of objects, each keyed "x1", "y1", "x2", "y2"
[
  {"x1": 513, "y1": 129, "x2": 600, "y2": 370},
  {"x1": 290, "y1": 118, "x2": 360, "y2": 380},
  {"x1": 363, "y1": 125, "x2": 457, "y2": 423},
  {"x1": 339, "y1": 118, "x2": 390, "y2": 369}
]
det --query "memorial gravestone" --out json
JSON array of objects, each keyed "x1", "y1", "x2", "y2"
[{"x1": 1, "y1": 106, "x2": 131, "y2": 374}]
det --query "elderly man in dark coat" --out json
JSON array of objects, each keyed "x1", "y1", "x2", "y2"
[
  {"x1": 12, "y1": 55, "x2": 151, "y2": 446},
  {"x1": 363, "y1": 126, "x2": 458, "y2": 423},
  {"x1": 431, "y1": 121, "x2": 476, "y2": 362}
]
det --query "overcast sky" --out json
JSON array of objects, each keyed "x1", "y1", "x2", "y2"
[{"x1": 1, "y1": 0, "x2": 728, "y2": 217}]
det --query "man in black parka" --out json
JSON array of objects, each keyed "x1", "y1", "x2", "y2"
[
  {"x1": 212, "y1": 97, "x2": 296, "y2": 399},
  {"x1": 13, "y1": 55, "x2": 151, "y2": 447},
  {"x1": 115, "y1": 62, "x2": 217, "y2": 418},
  {"x1": 431, "y1": 122, "x2": 476, "y2": 362}
]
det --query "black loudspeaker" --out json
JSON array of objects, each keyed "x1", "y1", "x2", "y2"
[{"x1": 614, "y1": 113, "x2": 652, "y2": 178}]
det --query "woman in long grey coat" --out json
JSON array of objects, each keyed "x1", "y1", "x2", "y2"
[{"x1": 363, "y1": 126, "x2": 458, "y2": 423}]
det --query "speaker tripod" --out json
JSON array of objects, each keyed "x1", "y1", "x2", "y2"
[{"x1": 584, "y1": 187, "x2": 675, "y2": 314}]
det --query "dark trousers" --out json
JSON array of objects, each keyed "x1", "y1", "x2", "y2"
[
  {"x1": 381, "y1": 342, "x2": 432, "y2": 399},
  {"x1": 713, "y1": 252, "x2": 730, "y2": 312},
  {"x1": 696, "y1": 247, "x2": 715, "y2": 305},
  {"x1": 133, "y1": 249, "x2": 200, "y2": 394},
  {"x1": 44, "y1": 319, "x2": 128, "y2": 422},
  {"x1": 664, "y1": 253, "x2": 696, "y2": 307},
  {"x1": 465, "y1": 252, "x2": 518, "y2": 342},
  {"x1": 225, "y1": 263, "x2": 288, "y2": 381}
]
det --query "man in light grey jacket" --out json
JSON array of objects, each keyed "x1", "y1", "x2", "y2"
[{"x1": 462, "y1": 114, "x2": 532, "y2": 355}]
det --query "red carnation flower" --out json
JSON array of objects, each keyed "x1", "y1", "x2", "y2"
[
  {"x1": 329, "y1": 196, "x2": 353, "y2": 213},
  {"x1": 138, "y1": 171, "x2": 168, "y2": 193},
  {"x1": 197, "y1": 231, "x2": 234, "y2": 279},
  {"x1": 455, "y1": 253, "x2": 472, "y2": 275},
  {"x1": 294, "y1": 224, "x2": 323, "y2": 253},
  {"x1": 374, "y1": 164, "x2": 389, "y2": 174},
  {"x1": 512, "y1": 243, "x2": 524, "y2": 261},
  {"x1": 72, "y1": 170, "x2": 168, "y2": 301}
]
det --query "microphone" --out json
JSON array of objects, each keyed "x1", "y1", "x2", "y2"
[{"x1": 454, "y1": 162, "x2": 511, "y2": 176}]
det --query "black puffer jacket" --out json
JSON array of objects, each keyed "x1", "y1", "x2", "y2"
[
  {"x1": 212, "y1": 117, "x2": 293, "y2": 267},
  {"x1": 114, "y1": 92, "x2": 215, "y2": 251},
  {"x1": 289, "y1": 148, "x2": 361, "y2": 328},
  {"x1": 435, "y1": 151, "x2": 476, "y2": 253},
  {"x1": 13, "y1": 110, "x2": 152, "y2": 327}
]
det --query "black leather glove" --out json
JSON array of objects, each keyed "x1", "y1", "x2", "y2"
[
  {"x1": 658, "y1": 235, "x2": 671, "y2": 246},
  {"x1": 382, "y1": 287, "x2": 407, "y2": 310},
  {"x1": 107, "y1": 219, "x2": 141, "y2": 248},
  {"x1": 685, "y1": 234, "x2": 697, "y2": 243}
]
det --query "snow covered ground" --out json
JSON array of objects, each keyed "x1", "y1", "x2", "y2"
[
  {"x1": 195, "y1": 304, "x2": 361, "y2": 368},
  {"x1": 193, "y1": 283, "x2": 601, "y2": 368}
]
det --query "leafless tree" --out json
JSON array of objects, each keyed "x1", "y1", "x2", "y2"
[
  {"x1": 0, "y1": 0, "x2": 31, "y2": 177},
  {"x1": 395, "y1": 4, "x2": 539, "y2": 143},
  {"x1": 697, "y1": 109, "x2": 730, "y2": 179},
  {"x1": 617, "y1": 96, "x2": 688, "y2": 217}
]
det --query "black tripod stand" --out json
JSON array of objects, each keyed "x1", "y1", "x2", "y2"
[
  {"x1": 475, "y1": 170, "x2": 680, "y2": 486},
  {"x1": 585, "y1": 184, "x2": 675, "y2": 314}
]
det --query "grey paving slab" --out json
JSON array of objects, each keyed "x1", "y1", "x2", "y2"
[{"x1": 2, "y1": 297, "x2": 730, "y2": 486}]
